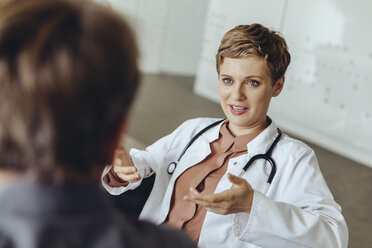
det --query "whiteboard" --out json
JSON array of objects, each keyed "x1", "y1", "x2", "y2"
[
  {"x1": 194, "y1": 0, "x2": 372, "y2": 167},
  {"x1": 273, "y1": 0, "x2": 372, "y2": 167}
]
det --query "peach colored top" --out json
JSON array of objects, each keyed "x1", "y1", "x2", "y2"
[{"x1": 166, "y1": 122, "x2": 261, "y2": 243}]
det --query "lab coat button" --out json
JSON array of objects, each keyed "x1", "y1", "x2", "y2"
[{"x1": 233, "y1": 162, "x2": 237, "y2": 165}]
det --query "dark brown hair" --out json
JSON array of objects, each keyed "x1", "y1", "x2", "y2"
[
  {"x1": 216, "y1": 24, "x2": 291, "y2": 82},
  {"x1": 0, "y1": 0, "x2": 139, "y2": 181}
]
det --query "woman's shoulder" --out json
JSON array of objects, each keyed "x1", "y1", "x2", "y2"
[
  {"x1": 278, "y1": 132, "x2": 316, "y2": 159},
  {"x1": 264, "y1": 119, "x2": 315, "y2": 157}
]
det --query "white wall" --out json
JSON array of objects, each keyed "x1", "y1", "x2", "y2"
[
  {"x1": 194, "y1": 0, "x2": 372, "y2": 168},
  {"x1": 103, "y1": 0, "x2": 209, "y2": 75}
]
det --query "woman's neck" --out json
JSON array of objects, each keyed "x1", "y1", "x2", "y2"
[{"x1": 227, "y1": 119, "x2": 269, "y2": 137}]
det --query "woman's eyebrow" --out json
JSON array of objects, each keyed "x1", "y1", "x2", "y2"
[
  {"x1": 220, "y1": 74, "x2": 231, "y2": 77},
  {"x1": 220, "y1": 74, "x2": 264, "y2": 79}
]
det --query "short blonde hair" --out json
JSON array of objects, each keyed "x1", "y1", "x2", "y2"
[{"x1": 216, "y1": 24, "x2": 291, "y2": 82}]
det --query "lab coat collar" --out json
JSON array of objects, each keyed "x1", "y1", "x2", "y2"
[
  {"x1": 247, "y1": 117, "x2": 280, "y2": 155},
  {"x1": 219, "y1": 122, "x2": 261, "y2": 153},
  {"x1": 170, "y1": 119, "x2": 226, "y2": 180},
  {"x1": 200, "y1": 117, "x2": 280, "y2": 156},
  {"x1": 201, "y1": 118, "x2": 226, "y2": 143}
]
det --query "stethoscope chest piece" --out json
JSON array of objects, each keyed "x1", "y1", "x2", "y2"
[{"x1": 167, "y1": 162, "x2": 177, "y2": 174}]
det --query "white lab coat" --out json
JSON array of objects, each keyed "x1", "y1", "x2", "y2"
[{"x1": 102, "y1": 117, "x2": 348, "y2": 248}]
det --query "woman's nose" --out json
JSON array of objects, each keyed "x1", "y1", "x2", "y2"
[{"x1": 231, "y1": 84, "x2": 246, "y2": 100}]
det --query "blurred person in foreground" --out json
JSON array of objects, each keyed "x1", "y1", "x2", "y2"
[{"x1": 0, "y1": 0, "x2": 195, "y2": 247}]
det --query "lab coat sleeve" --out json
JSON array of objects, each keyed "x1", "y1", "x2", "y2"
[
  {"x1": 232, "y1": 148, "x2": 348, "y2": 248},
  {"x1": 102, "y1": 119, "x2": 197, "y2": 195},
  {"x1": 101, "y1": 163, "x2": 144, "y2": 195}
]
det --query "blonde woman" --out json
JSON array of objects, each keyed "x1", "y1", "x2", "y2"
[{"x1": 103, "y1": 24, "x2": 348, "y2": 248}]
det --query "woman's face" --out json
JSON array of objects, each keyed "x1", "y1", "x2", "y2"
[{"x1": 218, "y1": 56, "x2": 284, "y2": 136}]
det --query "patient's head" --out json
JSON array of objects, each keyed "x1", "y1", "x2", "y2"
[{"x1": 0, "y1": 0, "x2": 139, "y2": 182}]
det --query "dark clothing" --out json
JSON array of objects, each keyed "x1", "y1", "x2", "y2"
[{"x1": 0, "y1": 181, "x2": 195, "y2": 248}]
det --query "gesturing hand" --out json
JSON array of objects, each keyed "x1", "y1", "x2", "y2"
[
  {"x1": 184, "y1": 173, "x2": 254, "y2": 215},
  {"x1": 113, "y1": 144, "x2": 141, "y2": 183}
]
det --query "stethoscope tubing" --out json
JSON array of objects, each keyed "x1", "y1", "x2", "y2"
[
  {"x1": 242, "y1": 128, "x2": 282, "y2": 184},
  {"x1": 175, "y1": 119, "x2": 226, "y2": 162},
  {"x1": 167, "y1": 119, "x2": 226, "y2": 174},
  {"x1": 167, "y1": 119, "x2": 282, "y2": 184}
]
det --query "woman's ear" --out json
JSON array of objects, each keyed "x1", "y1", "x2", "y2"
[{"x1": 272, "y1": 76, "x2": 285, "y2": 97}]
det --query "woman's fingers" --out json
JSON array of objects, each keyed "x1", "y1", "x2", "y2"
[
  {"x1": 227, "y1": 173, "x2": 247, "y2": 187},
  {"x1": 114, "y1": 164, "x2": 137, "y2": 174},
  {"x1": 114, "y1": 147, "x2": 134, "y2": 166},
  {"x1": 114, "y1": 164, "x2": 141, "y2": 182},
  {"x1": 192, "y1": 193, "x2": 228, "y2": 207},
  {"x1": 184, "y1": 177, "x2": 254, "y2": 215},
  {"x1": 184, "y1": 190, "x2": 229, "y2": 205},
  {"x1": 112, "y1": 145, "x2": 140, "y2": 182},
  {"x1": 190, "y1": 187, "x2": 199, "y2": 195},
  {"x1": 195, "y1": 190, "x2": 231, "y2": 203},
  {"x1": 116, "y1": 172, "x2": 141, "y2": 183}
]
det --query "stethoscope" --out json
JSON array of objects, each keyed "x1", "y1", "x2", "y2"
[{"x1": 167, "y1": 119, "x2": 282, "y2": 184}]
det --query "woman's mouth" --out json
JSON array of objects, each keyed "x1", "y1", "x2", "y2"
[{"x1": 229, "y1": 104, "x2": 248, "y2": 115}]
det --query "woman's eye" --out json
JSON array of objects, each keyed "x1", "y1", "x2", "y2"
[
  {"x1": 247, "y1": 80, "x2": 259, "y2": 86},
  {"x1": 223, "y1": 78, "x2": 233, "y2": 85}
]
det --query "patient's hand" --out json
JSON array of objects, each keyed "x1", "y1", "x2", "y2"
[
  {"x1": 112, "y1": 144, "x2": 141, "y2": 183},
  {"x1": 184, "y1": 173, "x2": 253, "y2": 215}
]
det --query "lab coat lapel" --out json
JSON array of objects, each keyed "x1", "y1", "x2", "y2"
[
  {"x1": 247, "y1": 120, "x2": 279, "y2": 156},
  {"x1": 171, "y1": 121, "x2": 223, "y2": 179},
  {"x1": 228, "y1": 120, "x2": 280, "y2": 194}
]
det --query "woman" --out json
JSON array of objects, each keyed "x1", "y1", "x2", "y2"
[{"x1": 102, "y1": 24, "x2": 348, "y2": 248}]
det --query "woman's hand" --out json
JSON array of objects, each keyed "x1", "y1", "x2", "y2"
[
  {"x1": 184, "y1": 173, "x2": 254, "y2": 215},
  {"x1": 112, "y1": 144, "x2": 141, "y2": 183}
]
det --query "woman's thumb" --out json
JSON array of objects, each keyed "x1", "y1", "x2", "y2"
[{"x1": 227, "y1": 173, "x2": 246, "y2": 187}]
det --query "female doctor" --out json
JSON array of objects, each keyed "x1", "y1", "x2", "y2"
[{"x1": 102, "y1": 24, "x2": 348, "y2": 248}]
